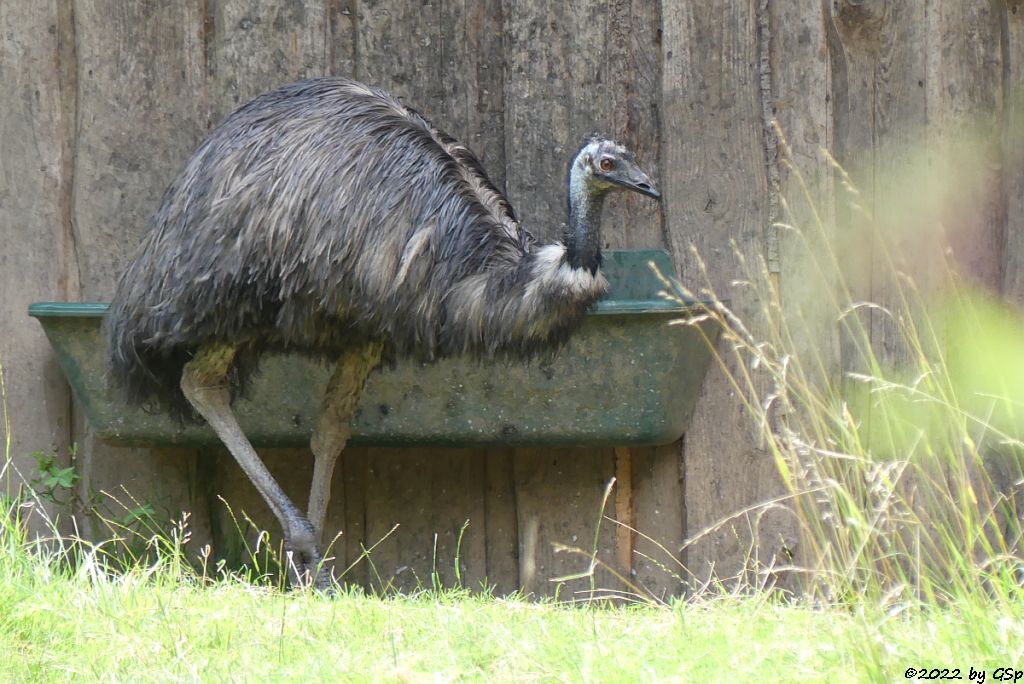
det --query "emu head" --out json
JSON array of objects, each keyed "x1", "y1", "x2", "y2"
[{"x1": 570, "y1": 135, "x2": 660, "y2": 200}]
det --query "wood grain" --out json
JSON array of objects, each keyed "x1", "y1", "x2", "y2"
[
  {"x1": 362, "y1": 448, "x2": 487, "y2": 593},
  {"x1": 661, "y1": 0, "x2": 794, "y2": 589},
  {"x1": 503, "y1": 0, "x2": 604, "y2": 241},
  {"x1": 1004, "y1": 1, "x2": 1024, "y2": 307},
  {"x1": 207, "y1": 0, "x2": 329, "y2": 123},
  {"x1": 829, "y1": 0, "x2": 884, "y2": 427},
  {"x1": 771, "y1": 0, "x2": 837, "y2": 392},
  {"x1": 483, "y1": 448, "x2": 519, "y2": 595},
  {"x1": 344, "y1": 0, "x2": 507, "y2": 594},
  {"x1": 925, "y1": 0, "x2": 1004, "y2": 292},
  {"x1": 513, "y1": 448, "x2": 617, "y2": 600},
  {"x1": 770, "y1": 0, "x2": 837, "y2": 578},
  {"x1": 603, "y1": 0, "x2": 663, "y2": 249},
  {"x1": 0, "y1": 1, "x2": 73, "y2": 531},
  {"x1": 203, "y1": 0, "x2": 337, "y2": 578},
  {"x1": 631, "y1": 443, "x2": 686, "y2": 599},
  {"x1": 67, "y1": 0, "x2": 210, "y2": 546},
  {"x1": 613, "y1": 447, "x2": 634, "y2": 576},
  {"x1": 339, "y1": 447, "x2": 369, "y2": 587}
]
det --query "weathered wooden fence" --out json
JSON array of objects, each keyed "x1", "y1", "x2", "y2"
[{"x1": 2, "y1": 0, "x2": 1022, "y2": 596}]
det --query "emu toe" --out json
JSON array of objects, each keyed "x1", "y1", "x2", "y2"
[{"x1": 284, "y1": 518, "x2": 334, "y2": 593}]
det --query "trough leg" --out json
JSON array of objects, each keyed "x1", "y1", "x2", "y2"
[
  {"x1": 308, "y1": 342, "x2": 384, "y2": 544},
  {"x1": 180, "y1": 344, "x2": 327, "y2": 590}
]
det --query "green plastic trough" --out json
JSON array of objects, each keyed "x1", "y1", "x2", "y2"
[{"x1": 29, "y1": 250, "x2": 717, "y2": 448}]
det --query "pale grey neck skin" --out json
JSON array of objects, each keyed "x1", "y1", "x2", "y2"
[
  {"x1": 560, "y1": 139, "x2": 658, "y2": 274},
  {"x1": 563, "y1": 152, "x2": 609, "y2": 274}
]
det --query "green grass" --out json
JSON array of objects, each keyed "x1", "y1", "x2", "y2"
[{"x1": 1, "y1": 536, "x2": 1021, "y2": 683}]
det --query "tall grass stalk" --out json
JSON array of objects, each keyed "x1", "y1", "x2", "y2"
[
  {"x1": 658, "y1": 125, "x2": 1024, "y2": 608},
  {"x1": 1, "y1": 355, "x2": 10, "y2": 500}
]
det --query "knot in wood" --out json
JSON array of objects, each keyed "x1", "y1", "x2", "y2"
[{"x1": 832, "y1": 0, "x2": 886, "y2": 43}]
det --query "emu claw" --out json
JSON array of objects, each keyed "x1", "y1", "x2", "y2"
[
  {"x1": 287, "y1": 558, "x2": 334, "y2": 594},
  {"x1": 284, "y1": 522, "x2": 335, "y2": 594},
  {"x1": 284, "y1": 546, "x2": 335, "y2": 594}
]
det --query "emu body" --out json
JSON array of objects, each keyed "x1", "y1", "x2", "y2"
[{"x1": 105, "y1": 77, "x2": 659, "y2": 588}]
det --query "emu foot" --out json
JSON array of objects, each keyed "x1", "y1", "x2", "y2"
[{"x1": 284, "y1": 520, "x2": 334, "y2": 594}]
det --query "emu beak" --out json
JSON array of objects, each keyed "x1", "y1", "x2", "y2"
[
  {"x1": 600, "y1": 167, "x2": 661, "y2": 200},
  {"x1": 629, "y1": 175, "x2": 660, "y2": 200}
]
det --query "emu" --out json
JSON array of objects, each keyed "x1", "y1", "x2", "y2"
[{"x1": 105, "y1": 77, "x2": 660, "y2": 589}]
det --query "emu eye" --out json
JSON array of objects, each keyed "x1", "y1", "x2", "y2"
[{"x1": 599, "y1": 157, "x2": 614, "y2": 172}]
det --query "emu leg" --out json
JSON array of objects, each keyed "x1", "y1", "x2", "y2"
[
  {"x1": 308, "y1": 342, "x2": 384, "y2": 543},
  {"x1": 180, "y1": 344, "x2": 327, "y2": 590}
]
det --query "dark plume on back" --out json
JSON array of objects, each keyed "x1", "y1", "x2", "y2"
[{"x1": 105, "y1": 78, "x2": 608, "y2": 418}]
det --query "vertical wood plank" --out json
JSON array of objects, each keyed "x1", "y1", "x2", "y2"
[
  {"x1": 925, "y1": 0, "x2": 1005, "y2": 291},
  {"x1": 211, "y1": 448, "x2": 315, "y2": 573},
  {"x1": 829, "y1": 1, "x2": 933, "y2": 463},
  {"x1": 324, "y1": 0, "x2": 357, "y2": 77},
  {"x1": 363, "y1": 449, "x2": 487, "y2": 593},
  {"x1": 503, "y1": 0, "x2": 573, "y2": 589},
  {"x1": 630, "y1": 443, "x2": 687, "y2": 599},
  {"x1": 827, "y1": 2, "x2": 950, "y2": 586},
  {"x1": 931, "y1": 0, "x2": 1019, "y2": 534},
  {"x1": 613, "y1": 447, "x2": 634, "y2": 577},
  {"x1": 0, "y1": 1, "x2": 72, "y2": 530},
  {"x1": 769, "y1": 0, "x2": 837, "y2": 580},
  {"x1": 661, "y1": 0, "x2": 793, "y2": 588},
  {"x1": 503, "y1": 0, "x2": 608, "y2": 241},
  {"x1": 502, "y1": 0, "x2": 572, "y2": 238},
  {"x1": 338, "y1": 447, "x2": 369, "y2": 588},
  {"x1": 72, "y1": 1, "x2": 208, "y2": 298},
  {"x1": 604, "y1": 0, "x2": 664, "y2": 249},
  {"x1": 503, "y1": 0, "x2": 666, "y2": 598},
  {"x1": 355, "y1": 0, "x2": 506, "y2": 181},
  {"x1": 513, "y1": 448, "x2": 617, "y2": 600},
  {"x1": 355, "y1": 0, "x2": 442, "y2": 104},
  {"x1": 771, "y1": 0, "x2": 837, "y2": 394},
  {"x1": 828, "y1": 1, "x2": 884, "y2": 429},
  {"x1": 347, "y1": 0, "x2": 507, "y2": 593},
  {"x1": 450, "y1": 0, "x2": 509, "y2": 191},
  {"x1": 208, "y1": 0, "x2": 328, "y2": 122},
  {"x1": 501, "y1": 0, "x2": 660, "y2": 243},
  {"x1": 602, "y1": 2, "x2": 678, "y2": 598},
  {"x1": 1003, "y1": 1, "x2": 1024, "y2": 306},
  {"x1": 848, "y1": 0, "x2": 930, "y2": 366},
  {"x1": 70, "y1": 0, "x2": 209, "y2": 545},
  {"x1": 483, "y1": 448, "x2": 519, "y2": 595},
  {"x1": 628, "y1": 438, "x2": 688, "y2": 598}
]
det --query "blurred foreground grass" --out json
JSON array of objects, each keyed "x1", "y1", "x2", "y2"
[{"x1": 656, "y1": 125, "x2": 1024, "y2": 609}]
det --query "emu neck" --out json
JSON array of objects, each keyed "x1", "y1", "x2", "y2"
[{"x1": 564, "y1": 169, "x2": 605, "y2": 274}]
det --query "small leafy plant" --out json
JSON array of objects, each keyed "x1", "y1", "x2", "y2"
[
  {"x1": 29, "y1": 446, "x2": 80, "y2": 506},
  {"x1": 29, "y1": 445, "x2": 155, "y2": 530}
]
